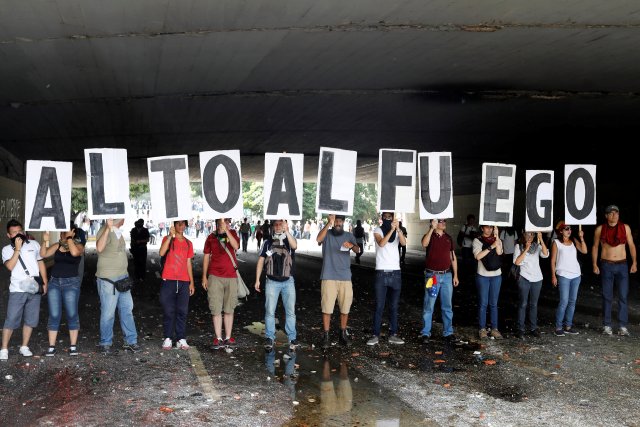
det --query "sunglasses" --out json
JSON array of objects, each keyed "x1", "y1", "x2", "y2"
[
  {"x1": 437, "y1": 219, "x2": 447, "y2": 223},
  {"x1": 562, "y1": 226, "x2": 572, "y2": 231}
]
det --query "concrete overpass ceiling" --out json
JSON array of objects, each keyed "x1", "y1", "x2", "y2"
[{"x1": 1, "y1": 1, "x2": 639, "y2": 194}]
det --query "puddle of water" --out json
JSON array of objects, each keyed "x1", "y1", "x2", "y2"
[{"x1": 245, "y1": 321, "x2": 435, "y2": 426}]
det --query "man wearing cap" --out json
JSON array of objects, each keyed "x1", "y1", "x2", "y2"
[
  {"x1": 317, "y1": 214, "x2": 360, "y2": 349},
  {"x1": 420, "y1": 218, "x2": 459, "y2": 343},
  {"x1": 592, "y1": 205, "x2": 637, "y2": 336},
  {"x1": 130, "y1": 219, "x2": 150, "y2": 284}
]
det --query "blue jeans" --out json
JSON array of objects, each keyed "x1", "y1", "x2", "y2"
[
  {"x1": 47, "y1": 276, "x2": 81, "y2": 331},
  {"x1": 517, "y1": 277, "x2": 542, "y2": 332},
  {"x1": 373, "y1": 270, "x2": 402, "y2": 336},
  {"x1": 600, "y1": 262, "x2": 629, "y2": 327},
  {"x1": 264, "y1": 277, "x2": 296, "y2": 341},
  {"x1": 160, "y1": 280, "x2": 191, "y2": 340},
  {"x1": 97, "y1": 276, "x2": 138, "y2": 346},
  {"x1": 555, "y1": 275, "x2": 581, "y2": 329},
  {"x1": 476, "y1": 274, "x2": 501, "y2": 330},
  {"x1": 421, "y1": 271, "x2": 454, "y2": 337}
]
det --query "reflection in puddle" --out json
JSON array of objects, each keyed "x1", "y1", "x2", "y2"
[{"x1": 245, "y1": 321, "x2": 433, "y2": 426}]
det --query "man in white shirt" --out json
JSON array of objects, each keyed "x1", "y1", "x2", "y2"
[
  {"x1": 1, "y1": 219, "x2": 48, "y2": 361},
  {"x1": 366, "y1": 212, "x2": 407, "y2": 345}
]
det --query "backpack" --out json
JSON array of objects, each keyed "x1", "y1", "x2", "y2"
[
  {"x1": 480, "y1": 240, "x2": 502, "y2": 271},
  {"x1": 264, "y1": 240, "x2": 293, "y2": 279},
  {"x1": 160, "y1": 237, "x2": 192, "y2": 274}
]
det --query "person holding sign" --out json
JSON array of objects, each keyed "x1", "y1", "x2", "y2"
[
  {"x1": 420, "y1": 218, "x2": 459, "y2": 344},
  {"x1": 317, "y1": 214, "x2": 361, "y2": 349},
  {"x1": 366, "y1": 212, "x2": 406, "y2": 346},
  {"x1": 550, "y1": 221, "x2": 588, "y2": 337},
  {"x1": 472, "y1": 225, "x2": 504, "y2": 340},
  {"x1": 254, "y1": 219, "x2": 298, "y2": 351},
  {"x1": 95, "y1": 218, "x2": 140, "y2": 354},
  {"x1": 40, "y1": 227, "x2": 84, "y2": 356},
  {"x1": 591, "y1": 205, "x2": 637, "y2": 336},
  {"x1": 202, "y1": 218, "x2": 240, "y2": 349},
  {"x1": 513, "y1": 231, "x2": 549, "y2": 339},
  {"x1": 1, "y1": 220, "x2": 47, "y2": 361},
  {"x1": 159, "y1": 221, "x2": 195, "y2": 350}
]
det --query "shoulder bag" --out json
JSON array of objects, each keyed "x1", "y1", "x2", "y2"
[{"x1": 218, "y1": 240, "x2": 250, "y2": 299}]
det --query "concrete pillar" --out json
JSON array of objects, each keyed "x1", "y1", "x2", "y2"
[{"x1": 403, "y1": 194, "x2": 481, "y2": 252}]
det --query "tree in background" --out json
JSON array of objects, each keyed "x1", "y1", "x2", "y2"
[
  {"x1": 71, "y1": 188, "x2": 87, "y2": 217},
  {"x1": 243, "y1": 181, "x2": 264, "y2": 217},
  {"x1": 352, "y1": 183, "x2": 378, "y2": 224}
]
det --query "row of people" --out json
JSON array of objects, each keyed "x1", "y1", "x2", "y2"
[
  {"x1": 2, "y1": 203, "x2": 635, "y2": 360},
  {"x1": 421, "y1": 204, "x2": 635, "y2": 343}
]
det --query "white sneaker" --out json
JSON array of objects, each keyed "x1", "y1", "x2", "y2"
[
  {"x1": 0, "y1": 349, "x2": 8, "y2": 361},
  {"x1": 618, "y1": 327, "x2": 630, "y2": 336},
  {"x1": 176, "y1": 339, "x2": 189, "y2": 350},
  {"x1": 19, "y1": 346, "x2": 33, "y2": 357},
  {"x1": 602, "y1": 326, "x2": 613, "y2": 335},
  {"x1": 366, "y1": 336, "x2": 379, "y2": 346},
  {"x1": 162, "y1": 338, "x2": 173, "y2": 350}
]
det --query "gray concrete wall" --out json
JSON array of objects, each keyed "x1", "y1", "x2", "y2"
[{"x1": 0, "y1": 176, "x2": 25, "y2": 227}]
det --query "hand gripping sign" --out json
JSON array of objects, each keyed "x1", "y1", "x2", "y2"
[{"x1": 24, "y1": 160, "x2": 72, "y2": 231}]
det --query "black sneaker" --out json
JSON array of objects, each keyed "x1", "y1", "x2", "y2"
[
  {"x1": 554, "y1": 329, "x2": 565, "y2": 337},
  {"x1": 123, "y1": 343, "x2": 141, "y2": 353},
  {"x1": 529, "y1": 329, "x2": 541, "y2": 338},
  {"x1": 45, "y1": 347, "x2": 56, "y2": 357},
  {"x1": 264, "y1": 338, "x2": 274, "y2": 350},
  {"x1": 564, "y1": 327, "x2": 579, "y2": 335},
  {"x1": 421, "y1": 335, "x2": 431, "y2": 344},
  {"x1": 339, "y1": 329, "x2": 352, "y2": 347},
  {"x1": 99, "y1": 345, "x2": 113, "y2": 355},
  {"x1": 444, "y1": 334, "x2": 458, "y2": 343},
  {"x1": 514, "y1": 331, "x2": 525, "y2": 340},
  {"x1": 289, "y1": 339, "x2": 299, "y2": 350},
  {"x1": 69, "y1": 345, "x2": 79, "y2": 356},
  {"x1": 321, "y1": 332, "x2": 331, "y2": 350}
]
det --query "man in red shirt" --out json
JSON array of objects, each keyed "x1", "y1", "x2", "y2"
[
  {"x1": 420, "y1": 218, "x2": 459, "y2": 343},
  {"x1": 202, "y1": 218, "x2": 240, "y2": 349},
  {"x1": 159, "y1": 220, "x2": 195, "y2": 350}
]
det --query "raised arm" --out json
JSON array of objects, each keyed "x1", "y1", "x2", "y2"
[
  {"x1": 421, "y1": 219, "x2": 437, "y2": 248},
  {"x1": 316, "y1": 215, "x2": 334, "y2": 244},
  {"x1": 592, "y1": 225, "x2": 602, "y2": 274}
]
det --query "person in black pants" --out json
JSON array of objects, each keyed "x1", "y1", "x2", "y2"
[
  {"x1": 398, "y1": 221, "x2": 408, "y2": 265},
  {"x1": 130, "y1": 219, "x2": 149, "y2": 283}
]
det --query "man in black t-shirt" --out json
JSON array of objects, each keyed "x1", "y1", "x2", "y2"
[{"x1": 130, "y1": 219, "x2": 150, "y2": 282}]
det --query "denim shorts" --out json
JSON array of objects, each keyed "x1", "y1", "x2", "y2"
[{"x1": 3, "y1": 292, "x2": 41, "y2": 330}]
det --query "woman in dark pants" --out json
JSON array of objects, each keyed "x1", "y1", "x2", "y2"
[{"x1": 513, "y1": 231, "x2": 549, "y2": 339}]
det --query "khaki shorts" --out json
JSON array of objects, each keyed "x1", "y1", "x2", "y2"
[
  {"x1": 321, "y1": 280, "x2": 353, "y2": 314},
  {"x1": 207, "y1": 275, "x2": 238, "y2": 315}
]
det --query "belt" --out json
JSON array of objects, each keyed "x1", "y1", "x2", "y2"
[
  {"x1": 426, "y1": 268, "x2": 451, "y2": 274},
  {"x1": 600, "y1": 259, "x2": 627, "y2": 265}
]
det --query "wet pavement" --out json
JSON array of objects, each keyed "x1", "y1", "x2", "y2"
[{"x1": 1, "y1": 237, "x2": 639, "y2": 426}]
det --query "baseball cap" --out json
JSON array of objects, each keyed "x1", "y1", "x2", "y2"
[
  {"x1": 335, "y1": 215, "x2": 346, "y2": 220},
  {"x1": 605, "y1": 205, "x2": 619, "y2": 214}
]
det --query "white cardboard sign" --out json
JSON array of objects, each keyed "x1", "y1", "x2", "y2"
[{"x1": 24, "y1": 160, "x2": 72, "y2": 231}]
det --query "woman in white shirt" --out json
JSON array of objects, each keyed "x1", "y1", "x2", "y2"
[
  {"x1": 550, "y1": 221, "x2": 588, "y2": 336},
  {"x1": 473, "y1": 225, "x2": 504, "y2": 339},
  {"x1": 513, "y1": 231, "x2": 549, "y2": 339}
]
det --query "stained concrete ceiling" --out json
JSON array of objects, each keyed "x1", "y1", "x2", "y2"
[{"x1": 1, "y1": 1, "x2": 639, "y2": 197}]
